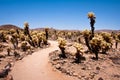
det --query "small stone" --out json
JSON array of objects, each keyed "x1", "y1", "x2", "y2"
[
  {"x1": 73, "y1": 72, "x2": 78, "y2": 76},
  {"x1": 96, "y1": 67, "x2": 100, "y2": 70},
  {"x1": 98, "y1": 77, "x2": 104, "y2": 80},
  {"x1": 55, "y1": 64, "x2": 61, "y2": 69},
  {"x1": 4, "y1": 75, "x2": 13, "y2": 80},
  {"x1": 81, "y1": 67, "x2": 86, "y2": 70},
  {"x1": 89, "y1": 73, "x2": 95, "y2": 79},
  {"x1": 61, "y1": 68, "x2": 67, "y2": 73}
]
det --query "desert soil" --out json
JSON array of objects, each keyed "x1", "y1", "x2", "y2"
[{"x1": 10, "y1": 41, "x2": 77, "y2": 80}]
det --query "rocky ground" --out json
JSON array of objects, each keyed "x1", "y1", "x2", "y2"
[
  {"x1": 0, "y1": 40, "x2": 120, "y2": 80},
  {"x1": 49, "y1": 45, "x2": 120, "y2": 80},
  {"x1": 0, "y1": 42, "x2": 50, "y2": 80}
]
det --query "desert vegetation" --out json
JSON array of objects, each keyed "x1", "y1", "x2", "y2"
[
  {"x1": 0, "y1": 12, "x2": 120, "y2": 80},
  {"x1": 0, "y1": 23, "x2": 50, "y2": 79}
]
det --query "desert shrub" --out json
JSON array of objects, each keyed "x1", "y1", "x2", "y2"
[{"x1": 57, "y1": 37, "x2": 67, "y2": 58}]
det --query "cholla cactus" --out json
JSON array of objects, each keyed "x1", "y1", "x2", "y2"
[
  {"x1": 101, "y1": 32, "x2": 112, "y2": 43},
  {"x1": 115, "y1": 33, "x2": 120, "y2": 48},
  {"x1": 57, "y1": 37, "x2": 67, "y2": 58},
  {"x1": 21, "y1": 41, "x2": 28, "y2": 51},
  {"x1": 90, "y1": 35, "x2": 103, "y2": 60},
  {"x1": 24, "y1": 22, "x2": 32, "y2": 40},
  {"x1": 9, "y1": 29, "x2": 16, "y2": 34},
  {"x1": 82, "y1": 29, "x2": 92, "y2": 51},
  {"x1": 100, "y1": 40, "x2": 111, "y2": 53},
  {"x1": 12, "y1": 33, "x2": 18, "y2": 48},
  {"x1": 82, "y1": 29, "x2": 91, "y2": 37},
  {"x1": 37, "y1": 33, "x2": 43, "y2": 47},
  {"x1": 88, "y1": 12, "x2": 95, "y2": 18},
  {"x1": 73, "y1": 42, "x2": 83, "y2": 63},
  {"x1": 0, "y1": 30, "x2": 6, "y2": 42},
  {"x1": 7, "y1": 47, "x2": 11, "y2": 56},
  {"x1": 43, "y1": 36, "x2": 48, "y2": 45},
  {"x1": 67, "y1": 32, "x2": 72, "y2": 39},
  {"x1": 10, "y1": 37, "x2": 17, "y2": 49},
  {"x1": 88, "y1": 12, "x2": 96, "y2": 39},
  {"x1": 32, "y1": 35, "x2": 38, "y2": 47},
  {"x1": 20, "y1": 33, "x2": 25, "y2": 41},
  {"x1": 41, "y1": 32, "x2": 48, "y2": 45},
  {"x1": 45, "y1": 27, "x2": 49, "y2": 40},
  {"x1": 24, "y1": 22, "x2": 29, "y2": 35}
]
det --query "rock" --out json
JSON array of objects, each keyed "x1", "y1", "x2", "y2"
[
  {"x1": 65, "y1": 46, "x2": 77, "y2": 56},
  {"x1": 55, "y1": 64, "x2": 61, "y2": 69},
  {"x1": 98, "y1": 77, "x2": 104, "y2": 80},
  {"x1": 73, "y1": 72, "x2": 78, "y2": 77},
  {"x1": 0, "y1": 54, "x2": 5, "y2": 58},
  {"x1": 96, "y1": 66, "x2": 100, "y2": 70},
  {"x1": 0, "y1": 63, "x2": 11, "y2": 78},
  {"x1": 61, "y1": 68, "x2": 67, "y2": 73},
  {"x1": 4, "y1": 75, "x2": 13, "y2": 80},
  {"x1": 89, "y1": 73, "x2": 95, "y2": 79},
  {"x1": 0, "y1": 69, "x2": 9, "y2": 78}
]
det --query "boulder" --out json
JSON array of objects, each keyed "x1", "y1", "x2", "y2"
[{"x1": 65, "y1": 46, "x2": 77, "y2": 56}]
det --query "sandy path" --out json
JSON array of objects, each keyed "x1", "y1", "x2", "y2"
[{"x1": 11, "y1": 41, "x2": 76, "y2": 80}]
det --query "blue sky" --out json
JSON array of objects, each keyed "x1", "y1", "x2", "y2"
[{"x1": 0, "y1": 0, "x2": 120, "y2": 30}]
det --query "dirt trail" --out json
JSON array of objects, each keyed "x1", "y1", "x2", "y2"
[{"x1": 11, "y1": 41, "x2": 76, "y2": 80}]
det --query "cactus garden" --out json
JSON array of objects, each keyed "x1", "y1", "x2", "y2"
[
  {"x1": 0, "y1": 0, "x2": 120, "y2": 80},
  {"x1": 0, "y1": 22, "x2": 120, "y2": 80}
]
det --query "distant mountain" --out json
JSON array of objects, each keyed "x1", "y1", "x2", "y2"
[
  {"x1": 95, "y1": 29, "x2": 120, "y2": 33},
  {"x1": 0, "y1": 24, "x2": 22, "y2": 30},
  {"x1": 32, "y1": 28, "x2": 120, "y2": 33}
]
